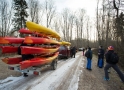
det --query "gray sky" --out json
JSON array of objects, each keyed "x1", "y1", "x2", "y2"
[{"x1": 53, "y1": 0, "x2": 98, "y2": 17}]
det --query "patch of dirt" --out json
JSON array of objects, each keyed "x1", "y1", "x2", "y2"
[
  {"x1": 0, "y1": 55, "x2": 22, "y2": 80},
  {"x1": 78, "y1": 55, "x2": 124, "y2": 90}
]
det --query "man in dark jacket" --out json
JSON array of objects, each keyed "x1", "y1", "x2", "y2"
[
  {"x1": 85, "y1": 47, "x2": 92, "y2": 70},
  {"x1": 97, "y1": 45, "x2": 105, "y2": 68},
  {"x1": 104, "y1": 46, "x2": 124, "y2": 82},
  {"x1": 71, "y1": 46, "x2": 77, "y2": 58}
]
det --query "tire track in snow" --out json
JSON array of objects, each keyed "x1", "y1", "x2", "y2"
[{"x1": 54, "y1": 55, "x2": 83, "y2": 90}]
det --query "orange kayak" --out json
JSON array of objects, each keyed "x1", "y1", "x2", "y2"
[
  {"x1": 21, "y1": 46, "x2": 59, "y2": 54},
  {"x1": 1, "y1": 52, "x2": 57, "y2": 65},
  {"x1": 20, "y1": 52, "x2": 59, "y2": 70},
  {"x1": 2, "y1": 57, "x2": 22, "y2": 65},
  {"x1": 24, "y1": 36, "x2": 60, "y2": 45},
  {"x1": 0, "y1": 37, "x2": 24, "y2": 44},
  {"x1": 19, "y1": 28, "x2": 49, "y2": 38}
]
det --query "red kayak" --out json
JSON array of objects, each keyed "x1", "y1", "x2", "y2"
[
  {"x1": 0, "y1": 37, "x2": 24, "y2": 44},
  {"x1": 24, "y1": 36, "x2": 60, "y2": 45},
  {"x1": 19, "y1": 28, "x2": 34, "y2": 34},
  {"x1": 20, "y1": 52, "x2": 59, "y2": 70},
  {"x1": 21, "y1": 46, "x2": 59, "y2": 54},
  {"x1": 1, "y1": 52, "x2": 57, "y2": 65},
  {"x1": 19, "y1": 28, "x2": 49, "y2": 38},
  {"x1": 2, "y1": 57, "x2": 22, "y2": 65},
  {"x1": 0, "y1": 46, "x2": 18, "y2": 54}
]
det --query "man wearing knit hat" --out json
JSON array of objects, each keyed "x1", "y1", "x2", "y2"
[{"x1": 104, "y1": 46, "x2": 124, "y2": 82}]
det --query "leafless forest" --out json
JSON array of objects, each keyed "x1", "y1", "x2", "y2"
[{"x1": 0, "y1": 0, "x2": 124, "y2": 68}]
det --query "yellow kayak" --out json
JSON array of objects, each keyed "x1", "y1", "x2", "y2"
[
  {"x1": 59, "y1": 41, "x2": 71, "y2": 46},
  {"x1": 26, "y1": 21, "x2": 60, "y2": 40}
]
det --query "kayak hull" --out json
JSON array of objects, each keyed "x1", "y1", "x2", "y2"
[
  {"x1": 59, "y1": 41, "x2": 71, "y2": 46},
  {"x1": 21, "y1": 46, "x2": 59, "y2": 54},
  {"x1": 19, "y1": 28, "x2": 49, "y2": 38},
  {"x1": 2, "y1": 57, "x2": 22, "y2": 65},
  {"x1": 0, "y1": 46, "x2": 18, "y2": 54},
  {"x1": 24, "y1": 36, "x2": 60, "y2": 45},
  {"x1": 0, "y1": 37, "x2": 60, "y2": 45},
  {"x1": 20, "y1": 52, "x2": 59, "y2": 70},
  {"x1": 26, "y1": 21, "x2": 60, "y2": 40},
  {"x1": 2, "y1": 52, "x2": 59, "y2": 69},
  {"x1": 0, "y1": 37, "x2": 24, "y2": 44}
]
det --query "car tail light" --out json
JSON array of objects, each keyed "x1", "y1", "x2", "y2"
[
  {"x1": 33, "y1": 71, "x2": 39, "y2": 75},
  {"x1": 8, "y1": 66, "x2": 14, "y2": 70}
]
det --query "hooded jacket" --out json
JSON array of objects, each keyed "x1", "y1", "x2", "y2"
[
  {"x1": 86, "y1": 49, "x2": 92, "y2": 59},
  {"x1": 98, "y1": 48, "x2": 104, "y2": 59},
  {"x1": 105, "y1": 50, "x2": 115, "y2": 64}
]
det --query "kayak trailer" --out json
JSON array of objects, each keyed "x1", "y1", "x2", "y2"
[{"x1": 8, "y1": 58, "x2": 58, "y2": 76}]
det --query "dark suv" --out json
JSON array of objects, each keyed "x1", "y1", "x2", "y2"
[{"x1": 58, "y1": 45, "x2": 70, "y2": 59}]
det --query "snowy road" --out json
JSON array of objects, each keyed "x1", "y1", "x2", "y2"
[{"x1": 0, "y1": 52, "x2": 84, "y2": 90}]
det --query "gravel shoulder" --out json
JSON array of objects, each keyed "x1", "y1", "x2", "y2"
[{"x1": 78, "y1": 55, "x2": 124, "y2": 90}]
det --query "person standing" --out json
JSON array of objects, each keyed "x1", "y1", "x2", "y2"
[
  {"x1": 71, "y1": 46, "x2": 77, "y2": 58},
  {"x1": 82, "y1": 48, "x2": 85, "y2": 56},
  {"x1": 97, "y1": 46, "x2": 105, "y2": 68},
  {"x1": 70, "y1": 46, "x2": 73, "y2": 58},
  {"x1": 104, "y1": 46, "x2": 124, "y2": 82},
  {"x1": 85, "y1": 47, "x2": 92, "y2": 70}
]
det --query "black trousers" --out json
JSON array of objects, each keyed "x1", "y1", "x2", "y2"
[
  {"x1": 104, "y1": 63, "x2": 124, "y2": 82},
  {"x1": 71, "y1": 52, "x2": 76, "y2": 58},
  {"x1": 97, "y1": 56, "x2": 104, "y2": 67}
]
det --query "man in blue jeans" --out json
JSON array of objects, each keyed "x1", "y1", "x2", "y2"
[
  {"x1": 104, "y1": 46, "x2": 124, "y2": 82},
  {"x1": 85, "y1": 47, "x2": 92, "y2": 70},
  {"x1": 97, "y1": 45, "x2": 105, "y2": 68}
]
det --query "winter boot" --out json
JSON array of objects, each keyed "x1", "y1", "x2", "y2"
[{"x1": 23, "y1": 73, "x2": 28, "y2": 77}]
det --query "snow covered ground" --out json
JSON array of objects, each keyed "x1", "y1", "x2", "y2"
[{"x1": 0, "y1": 53, "x2": 84, "y2": 90}]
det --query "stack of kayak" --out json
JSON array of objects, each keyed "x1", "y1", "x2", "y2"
[{"x1": 0, "y1": 21, "x2": 60, "y2": 70}]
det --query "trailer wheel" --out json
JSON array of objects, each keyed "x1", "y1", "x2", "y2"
[{"x1": 51, "y1": 61, "x2": 57, "y2": 70}]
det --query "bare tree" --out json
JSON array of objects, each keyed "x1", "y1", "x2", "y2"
[
  {"x1": 112, "y1": 0, "x2": 124, "y2": 51},
  {"x1": 96, "y1": 0, "x2": 101, "y2": 45},
  {"x1": 75, "y1": 18, "x2": 79, "y2": 46},
  {"x1": 61, "y1": 8, "x2": 70, "y2": 41},
  {"x1": 43, "y1": 0, "x2": 56, "y2": 28},
  {"x1": 68, "y1": 14, "x2": 75, "y2": 41},
  {"x1": 86, "y1": 16, "x2": 90, "y2": 46},
  {"x1": 52, "y1": 14, "x2": 61, "y2": 35},
  {"x1": 78, "y1": 9, "x2": 86, "y2": 39},
  {"x1": 28, "y1": 0, "x2": 41, "y2": 23},
  {"x1": 0, "y1": 0, "x2": 13, "y2": 37}
]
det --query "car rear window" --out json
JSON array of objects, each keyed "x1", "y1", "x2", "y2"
[{"x1": 59, "y1": 46, "x2": 65, "y2": 50}]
